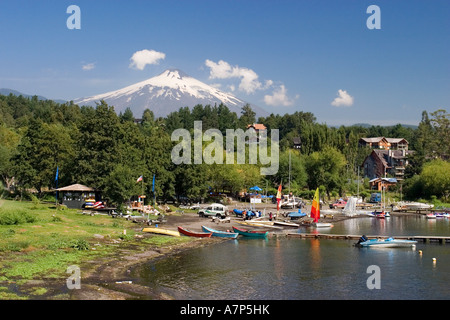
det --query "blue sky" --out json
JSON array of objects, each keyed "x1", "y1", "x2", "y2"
[{"x1": 0, "y1": 0, "x2": 448, "y2": 126}]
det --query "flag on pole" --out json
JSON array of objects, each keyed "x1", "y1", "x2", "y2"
[
  {"x1": 136, "y1": 175, "x2": 143, "y2": 183},
  {"x1": 152, "y1": 174, "x2": 155, "y2": 193},
  {"x1": 55, "y1": 166, "x2": 59, "y2": 181},
  {"x1": 276, "y1": 184, "x2": 282, "y2": 199},
  {"x1": 276, "y1": 183, "x2": 282, "y2": 211},
  {"x1": 311, "y1": 188, "x2": 320, "y2": 223}
]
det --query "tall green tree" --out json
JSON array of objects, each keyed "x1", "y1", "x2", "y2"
[
  {"x1": 13, "y1": 120, "x2": 75, "y2": 193},
  {"x1": 74, "y1": 101, "x2": 122, "y2": 190},
  {"x1": 305, "y1": 146, "x2": 347, "y2": 197}
]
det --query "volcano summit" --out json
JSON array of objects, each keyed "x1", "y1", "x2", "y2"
[{"x1": 74, "y1": 69, "x2": 267, "y2": 118}]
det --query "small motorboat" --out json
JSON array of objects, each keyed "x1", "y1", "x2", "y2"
[
  {"x1": 232, "y1": 226, "x2": 268, "y2": 238},
  {"x1": 372, "y1": 210, "x2": 390, "y2": 218},
  {"x1": 313, "y1": 222, "x2": 333, "y2": 228},
  {"x1": 177, "y1": 226, "x2": 212, "y2": 238},
  {"x1": 355, "y1": 235, "x2": 417, "y2": 248},
  {"x1": 201, "y1": 225, "x2": 238, "y2": 239}
]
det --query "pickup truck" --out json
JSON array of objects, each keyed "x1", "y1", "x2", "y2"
[{"x1": 329, "y1": 200, "x2": 347, "y2": 209}]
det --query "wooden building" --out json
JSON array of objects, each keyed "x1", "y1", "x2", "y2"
[
  {"x1": 56, "y1": 184, "x2": 101, "y2": 209},
  {"x1": 359, "y1": 137, "x2": 409, "y2": 150},
  {"x1": 362, "y1": 149, "x2": 414, "y2": 181}
]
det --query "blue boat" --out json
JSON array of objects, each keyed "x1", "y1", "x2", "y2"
[
  {"x1": 232, "y1": 226, "x2": 268, "y2": 238},
  {"x1": 355, "y1": 235, "x2": 417, "y2": 248},
  {"x1": 288, "y1": 210, "x2": 307, "y2": 220},
  {"x1": 233, "y1": 209, "x2": 258, "y2": 218},
  {"x1": 202, "y1": 225, "x2": 239, "y2": 239}
]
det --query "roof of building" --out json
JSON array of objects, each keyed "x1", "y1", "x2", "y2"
[
  {"x1": 360, "y1": 137, "x2": 409, "y2": 145},
  {"x1": 247, "y1": 123, "x2": 267, "y2": 130},
  {"x1": 359, "y1": 137, "x2": 387, "y2": 143},
  {"x1": 385, "y1": 137, "x2": 408, "y2": 144},
  {"x1": 56, "y1": 184, "x2": 95, "y2": 192}
]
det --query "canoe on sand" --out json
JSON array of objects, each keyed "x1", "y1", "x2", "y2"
[
  {"x1": 178, "y1": 226, "x2": 212, "y2": 238},
  {"x1": 142, "y1": 227, "x2": 180, "y2": 237}
]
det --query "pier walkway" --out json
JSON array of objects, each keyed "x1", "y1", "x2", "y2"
[{"x1": 280, "y1": 233, "x2": 450, "y2": 244}]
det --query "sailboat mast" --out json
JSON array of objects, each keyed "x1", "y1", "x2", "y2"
[{"x1": 288, "y1": 150, "x2": 291, "y2": 195}]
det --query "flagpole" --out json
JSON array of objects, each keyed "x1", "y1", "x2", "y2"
[{"x1": 55, "y1": 166, "x2": 59, "y2": 207}]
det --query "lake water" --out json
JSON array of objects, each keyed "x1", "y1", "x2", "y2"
[{"x1": 132, "y1": 215, "x2": 450, "y2": 300}]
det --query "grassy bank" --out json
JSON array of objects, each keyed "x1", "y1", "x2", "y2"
[{"x1": 0, "y1": 199, "x2": 193, "y2": 299}]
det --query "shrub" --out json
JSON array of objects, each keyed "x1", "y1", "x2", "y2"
[
  {"x1": 0, "y1": 209, "x2": 37, "y2": 225},
  {"x1": 69, "y1": 239, "x2": 89, "y2": 251}
]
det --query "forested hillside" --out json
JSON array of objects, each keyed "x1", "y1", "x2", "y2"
[{"x1": 0, "y1": 93, "x2": 448, "y2": 204}]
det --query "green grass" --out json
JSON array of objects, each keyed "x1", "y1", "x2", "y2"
[
  {"x1": 0, "y1": 200, "x2": 140, "y2": 280},
  {"x1": 0, "y1": 199, "x2": 198, "y2": 299}
]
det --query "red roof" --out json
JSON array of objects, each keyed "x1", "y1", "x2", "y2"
[{"x1": 247, "y1": 123, "x2": 267, "y2": 130}]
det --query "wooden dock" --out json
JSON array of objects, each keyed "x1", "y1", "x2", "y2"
[{"x1": 280, "y1": 233, "x2": 450, "y2": 244}]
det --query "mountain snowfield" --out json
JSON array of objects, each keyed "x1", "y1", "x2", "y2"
[{"x1": 74, "y1": 69, "x2": 268, "y2": 118}]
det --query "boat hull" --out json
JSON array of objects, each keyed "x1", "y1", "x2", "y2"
[
  {"x1": 313, "y1": 222, "x2": 333, "y2": 228},
  {"x1": 232, "y1": 226, "x2": 268, "y2": 238},
  {"x1": 201, "y1": 225, "x2": 238, "y2": 239},
  {"x1": 178, "y1": 226, "x2": 212, "y2": 238},
  {"x1": 357, "y1": 238, "x2": 417, "y2": 248},
  {"x1": 142, "y1": 227, "x2": 180, "y2": 237}
]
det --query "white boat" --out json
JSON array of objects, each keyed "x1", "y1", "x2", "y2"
[
  {"x1": 273, "y1": 221, "x2": 300, "y2": 227},
  {"x1": 427, "y1": 212, "x2": 450, "y2": 219},
  {"x1": 313, "y1": 222, "x2": 333, "y2": 228},
  {"x1": 405, "y1": 202, "x2": 434, "y2": 210},
  {"x1": 355, "y1": 235, "x2": 417, "y2": 248}
]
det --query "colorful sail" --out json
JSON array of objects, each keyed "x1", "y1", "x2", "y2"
[{"x1": 311, "y1": 188, "x2": 320, "y2": 222}]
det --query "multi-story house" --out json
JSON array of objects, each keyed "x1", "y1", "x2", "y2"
[{"x1": 360, "y1": 137, "x2": 413, "y2": 181}]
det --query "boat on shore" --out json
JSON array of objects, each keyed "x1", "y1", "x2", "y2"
[
  {"x1": 142, "y1": 227, "x2": 180, "y2": 237},
  {"x1": 273, "y1": 220, "x2": 299, "y2": 227},
  {"x1": 232, "y1": 226, "x2": 268, "y2": 238},
  {"x1": 287, "y1": 211, "x2": 307, "y2": 220},
  {"x1": 405, "y1": 202, "x2": 434, "y2": 211},
  {"x1": 177, "y1": 226, "x2": 212, "y2": 238},
  {"x1": 355, "y1": 235, "x2": 417, "y2": 248},
  {"x1": 236, "y1": 220, "x2": 284, "y2": 229},
  {"x1": 201, "y1": 225, "x2": 238, "y2": 239}
]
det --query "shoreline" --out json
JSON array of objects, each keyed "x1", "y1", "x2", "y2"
[
  {"x1": 11, "y1": 205, "x2": 421, "y2": 300},
  {"x1": 67, "y1": 207, "x2": 367, "y2": 300}
]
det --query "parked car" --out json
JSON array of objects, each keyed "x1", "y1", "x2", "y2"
[
  {"x1": 329, "y1": 200, "x2": 347, "y2": 209},
  {"x1": 198, "y1": 203, "x2": 229, "y2": 218}
]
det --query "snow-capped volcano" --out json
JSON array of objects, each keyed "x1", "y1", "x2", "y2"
[{"x1": 74, "y1": 69, "x2": 267, "y2": 118}]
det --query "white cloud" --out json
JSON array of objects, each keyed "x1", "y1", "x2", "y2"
[
  {"x1": 82, "y1": 63, "x2": 95, "y2": 71},
  {"x1": 331, "y1": 89, "x2": 354, "y2": 107},
  {"x1": 129, "y1": 49, "x2": 165, "y2": 70},
  {"x1": 264, "y1": 85, "x2": 298, "y2": 107},
  {"x1": 204, "y1": 59, "x2": 272, "y2": 94}
]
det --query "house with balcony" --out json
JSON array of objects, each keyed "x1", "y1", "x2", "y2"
[{"x1": 362, "y1": 149, "x2": 414, "y2": 181}]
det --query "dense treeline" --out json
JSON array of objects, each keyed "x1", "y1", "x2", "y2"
[{"x1": 0, "y1": 93, "x2": 448, "y2": 205}]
